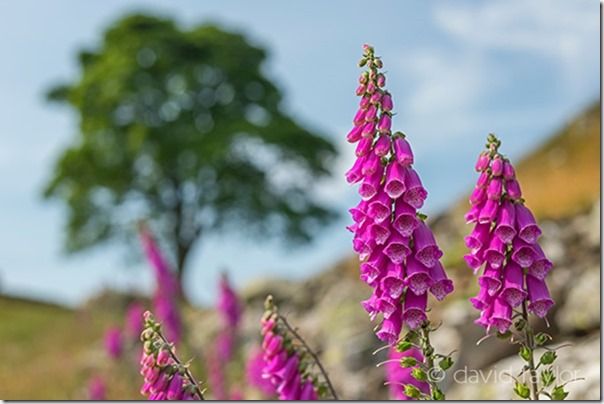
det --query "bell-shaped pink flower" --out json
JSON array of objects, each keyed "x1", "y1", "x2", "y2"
[
  {"x1": 358, "y1": 170, "x2": 383, "y2": 200},
  {"x1": 475, "y1": 152, "x2": 490, "y2": 172},
  {"x1": 353, "y1": 108, "x2": 367, "y2": 126},
  {"x1": 362, "y1": 121, "x2": 377, "y2": 138},
  {"x1": 478, "y1": 265, "x2": 502, "y2": 296},
  {"x1": 393, "y1": 137, "x2": 414, "y2": 167},
  {"x1": 515, "y1": 204, "x2": 542, "y2": 244},
  {"x1": 412, "y1": 221, "x2": 443, "y2": 268},
  {"x1": 526, "y1": 275, "x2": 554, "y2": 318},
  {"x1": 384, "y1": 161, "x2": 407, "y2": 199},
  {"x1": 405, "y1": 257, "x2": 433, "y2": 295},
  {"x1": 378, "y1": 113, "x2": 392, "y2": 134},
  {"x1": 464, "y1": 250, "x2": 485, "y2": 273},
  {"x1": 470, "y1": 286, "x2": 493, "y2": 311},
  {"x1": 369, "y1": 221, "x2": 391, "y2": 245},
  {"x1": 355, "y1": 137, "x2": 373, "y2": 157},
  {"x1": 506, "y1": 179, "x2": 522, "y2": 199},
  {"x1": 376, "y1": 306, "x2": 402, "y2": 344},
  {"x1": 381, "y1": 92, "x2": 393, "y2": 111},
  {"x1": 374, "y1": 134, "x2": 391, "y2": 156},
  {"x1": 470, "y1": 186, "x2": 486, "y2": 206},
  {"x1": 381, "y1": 262, "x2": 405, "y2": 299},
  {"x1": 490, "y1": 156, "x2": 503, "y2": 176},
  {"x1": 503, "y1": 160, "x2": 516, "y2": 179},
  {"x1": 367, "y1": 190, "x2": 392, "y2": 223},
  {"x1": 428, "y1": 261, "x2": 454, "y2": 301},
  {"x1": 478, "y1": 199, "x2": 499, "y2": 224},
  {"x1": 365, "y1": 105, "x2": 378, "y2": 122},
  {"x1": 528, "y1": 244, "x2": 553, "y2": 280},
  {"x1": 511, "y1": 238, "x2": 535, "y2": 268},
  {"x1": 465, "y1": 223, "x2": 491, "y2": 252},
  {"x1": 383, "y1": 232, "x2": 411, "y2": 264},
  {"x1": 476, "y1": 170, "x2": 490, "y2": 187},
  {"x1": 494, "y1": 200, "x2": 517, "y2": 243},
  {"x1": 402, "y1": 290, "x2": 428, "y2": 329},
  {"x1": 402, "y1": 168, "x2": 427, "y2": 209},
  {"x1": 487, "y1": 178, "x2": 503, "y2": 200},
  {"x1": 362, "y1": 152, "x2": 381, "y2": 177},
  {"x1": 484, "y1": 236, "x2": 505, "y2": 269},
  {"x1": 490, "y1": 298, "x2": 512, "y2": 333},
  {"x1": 347, "y1": 125, "x2": 363, "y2": 143},
  {"x1": 392, "y1": 200, "x2": 418, "y2": 237},
  {"x1": 500, "y1": 262, "x2": 527, "y2": 308},
  {"x1": 345, "y1": 156, "x2": 366, "y2": 184}
]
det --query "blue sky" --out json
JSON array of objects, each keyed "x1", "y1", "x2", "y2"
[{"x1": 0, "y1": 0, "x2": 598, "y2": 307}]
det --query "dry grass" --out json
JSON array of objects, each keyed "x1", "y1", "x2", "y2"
[{"x1": 515, "y1": 102, "x2": 600, "y2": 219}]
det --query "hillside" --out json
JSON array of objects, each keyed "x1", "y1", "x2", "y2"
[{"x1": 516, "y1": 101, "x2": 600, "y2": 219}]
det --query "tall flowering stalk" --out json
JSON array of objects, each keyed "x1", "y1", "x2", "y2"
[
  {"x1": 207, "y1": 273, "x2": 243, "y2": 399},
  {"x1": 260, "y1": 295, "x2": 338, "y2": 400},
  {"x1": 346, "y1": 45, "x2": 454, "y2": 399},
  {"x1": 465, "y1": 134, "x2": 570, "y2": 400},
  {"x1": 139, "y1": 311, "x2": 205, "y2": 400},
  {"x1": 139, "y1": 223, "x2": 182, "y2": 344}
]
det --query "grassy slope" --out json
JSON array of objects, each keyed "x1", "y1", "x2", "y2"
[
  {"x1": 0, "y1": 295, "x2": 140, "y2": 399},
  {"x1": 515, "y1": 102, "x2": 600, "y2": 219}
]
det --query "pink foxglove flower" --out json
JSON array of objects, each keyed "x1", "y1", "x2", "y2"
[
  {"x1": 346, "y1": 44, "x2": 453, "y2": 345},
  {"x1": 139, "y1": 223, "x2": 182, "y2": 344},
  {"x1": 259, "y1": 296, "x2": 330, "y2": 400},
  {"x1": 139, "y1": 311, "x2": 204, "y2": 400},
  {"x1": 464, "y1": 135, "x2": 554, "y2": 333},
  {"x1": 88, "y1": 375, "x2": 106, "y2": 400},
  {"x1": 125, "y1": 302, "x2": 145, "y2": 340},
  {"x1": 104, "y1": 327, "x2": 123, "y2": 359}
]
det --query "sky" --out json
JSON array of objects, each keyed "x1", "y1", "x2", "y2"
[{"x1": 0, "y1": 0, "x2": 599, "y2": 307}]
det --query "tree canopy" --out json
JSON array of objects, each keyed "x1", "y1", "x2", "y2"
[{"x1": 44, "y1": 14, "x2": 337, "y2": 284}]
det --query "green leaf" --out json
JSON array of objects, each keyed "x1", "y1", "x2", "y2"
[
  {"x1": 513, "y1": 382, "x2": 530, "y2": 399},
  {"x1": 540, "y1": 351, "x2": 557, "y2": 365},
  {"x1": 551, "y1": 385, "x2": 569, "y2": 400},
  {"x1": 519, "y1": 345, "x2": 532, "y2": 362}
]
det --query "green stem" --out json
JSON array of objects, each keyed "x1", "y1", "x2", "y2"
[{"x1": 522, "y1": 302, "x2": 539, "y2": 401}]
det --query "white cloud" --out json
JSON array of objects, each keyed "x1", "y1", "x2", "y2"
[{"x1": 433, "y1": 0, "x2": 598, "y2": 96}]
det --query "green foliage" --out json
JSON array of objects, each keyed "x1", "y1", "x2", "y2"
[
  {"x1": 539, "y1": 351, "x2": 557, "y2": 365},
  {"x1": 43, "y1": 14, "x2": 337, "y2": 278},
  {"x1": 551, "y1": 385, "x2": 569, "y2": 400},
  {"x1": 513, "y1": 381, "x2": 530, "y2": 399}
]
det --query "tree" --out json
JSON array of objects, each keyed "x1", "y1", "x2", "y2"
[{"x1": 44, "y1": 14, "x2": 337, "y2": 293}]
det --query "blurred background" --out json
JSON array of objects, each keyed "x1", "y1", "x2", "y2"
[{"x1": 0, "y1": 0, "x2": 599, "y2": 400}]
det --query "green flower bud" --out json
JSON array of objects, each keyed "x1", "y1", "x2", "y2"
[
  {"x1": 439, "y1": 356, "x2": 454, "y2": 371},
  {"x1": 432, "y1": 388, "x2": 445, "y2": 400},
  {"x1": 535, "y1": 332, "x2": 552, "y2": 346},
  {"x1": 411, "y1": 367, "x2": 427, "y2": 381},
  {"x1": 519, "y1": 345, "x2": 532, "y2": 362},
  {"x1": 540, "y1": 351, "x2": 557, "y2": 365},
  {"x1": 513, "y1": 381, "x2": 530, "y2": 399},
  {"x1": 396, "y1": 340, "x2": 413, "y2": 352},
  {"x1": 403, "y1": 384, "x2": 421, "y2": 399},
  {"x1": 540, "y1": 369, "x2": 555, "y2": 387},
  {"x1": 400, "y1": 356, "x2": 417, "y2": 368},
  {"x1": 551, "y1": 385, "x2": 569, "y2": 400}
]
